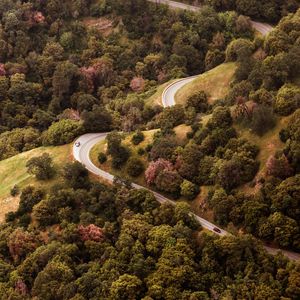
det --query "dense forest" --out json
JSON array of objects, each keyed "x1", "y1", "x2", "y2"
[{"x1": 0, "y1": 0, "x2": 300, "y2": 299}]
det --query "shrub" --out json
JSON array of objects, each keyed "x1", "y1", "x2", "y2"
[
  {"x1": 266, "y1": 154, "x2": 293, "y2": 179},
  {"x1": 186, "y1": 91, "x2": 208, "y2": 113},
  {"x1": 226, "y1": 39, "x2": 254, "y2": 61},
  {"x1": 126, "y1": 157, "x2": 145, "y2": 177},
  {"x1": 180, "y1": 180, "x2": 200, "y2": 200},
  {"x1": 131, "y1": 131, "x2": 145, "y2": 145},
  {"x1": 207, "y1": 106, "x2": 232, "y2": 130},
  {"x1": 98, "y1": 152, "x2": 107, "y2": 164},
  {"x1": 250, "y1": 105, "x2": 276, "y2": 136},
  {"x1": 63, "y1": 161, "x2": 90, "y2": 189},
  {"x1": 137, "y1": 147, "x2": 145, "y2": 156},
  {"x1": 155, "y1": 169, "x2": 183, "y2": 196},
  {"x1": 10, "y1": 185, "x2": 20, "y2": 197}
]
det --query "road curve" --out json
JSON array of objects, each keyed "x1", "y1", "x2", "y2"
[
  {"x1": 250, "y1": 21, "x2": 274, "y2": 36},
  {"x1": 162, "y1": 76, "x2": 198, "y2": 107},
  {"x1": 148, "y1": 0, "x2": 199, "y2": 11}
]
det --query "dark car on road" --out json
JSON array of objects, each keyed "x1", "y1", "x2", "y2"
[{"x1": 213, "y1": 227, "x2": 221, "y2": 233}]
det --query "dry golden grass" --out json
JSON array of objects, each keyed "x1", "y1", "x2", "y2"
[{"x1": 174, "y1": 62, "x2": 237, "y2": 105}]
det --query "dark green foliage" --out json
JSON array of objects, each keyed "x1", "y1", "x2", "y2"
[
  {"x1": 0, "y1": 1, "x2": 299, "y2": 298},
  {"x1": 131, "y1": 130, "x2": 144, "y2": 145},
  {"x1": 150, "y1": 135, "x2": 178, "y2": 161},
  {"x1": 26, "y1": 153, "x2": 55, "y2": 180},
  {"x1": 17, "y1": 186, "x2": 44, "y2": 216},
  {"x1": 0, "y1": 128, "x2": 41, "y2": 160},
  {"x1": 82, "y1": 106, "x2": 112, "y2": 132},
  {"x1": 62, "y1": 161, "x2": 90, "y2": 189},
  {"x1": 106, "y1": 132, "x2": 130, "y2": 169},
  {"x1": 10, "y1": 185, "x2": 20, "y2": 197},
  {"x1": 207, "y1": 106, "x2": 232, "y2": 130},
  {"x1": 159, "y1": 105, "x2": 185, "y2": 131},
  {"x1": 282, "y1": 109, "x2": 300, "y2": 172},
  {"x1": 155, "y1": 169, "x2": 183, "y2": 196},
  {"x1": 207, "y1": 0, "x2": 299, "y2": 22},
  {"x1": 250, "y1": 105, "x2": 276, "y2": 136},
  {"x1": 137, "y1": 147, "x2": 145, "y2": 156},
  {"x1": 274, "y1": 84, "x2": 300, "y2": 116},
  {"x1": 126, "y1": 157, "x2": 144, "y2": 177},
  {"x1": 43, "y1": 120, "x2": 83, "y2": 146},
  {"x1": 226, "y1": 39, "x2": 254, "y2": 62},
  {"x1": 98, "y1": 152, "x2": 107, "y2": 164},
  {"x1": 186, "y1": 91, "x2": 209, "y2": 113}
]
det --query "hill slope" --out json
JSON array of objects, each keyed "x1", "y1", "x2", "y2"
[
  {"x1": 174, "y1": 62, "x2": 237, "y2": 105},
  {"x1": 0, "y1": 145, "x2": 72, "y2": 222}
]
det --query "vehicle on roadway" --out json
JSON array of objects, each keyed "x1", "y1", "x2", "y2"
[
  {"x1": 75, "y1": 141, "x2": 81, "y2": 147},
  {"x1": 213, "y1": 227, "x2": 221, "y2": 233}
]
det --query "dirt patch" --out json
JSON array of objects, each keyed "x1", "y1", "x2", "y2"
[
  {"x1": 83, "y1": 17, "x2": 114, "y2": 36},
  {"x1": 0, "y1": 196, "x2": 20, "y2": 223}
]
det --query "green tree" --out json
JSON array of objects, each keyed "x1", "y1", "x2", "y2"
[
  {"x1": 26, "y1": 153, "x2": 55, "y2": 180},
  {"x1": 126, "y1": 157, "x2": 144, "y2": 177},
  {"x1": 32, "y1": 261, "x2": 74, "y2": 300},
  {"x1": 63, "y1": 161, "x2": 90, "y2": 189},
  {"x1": 274, "y1": 84, "x2": 300, "y2": 116},
  {"x1": 43, "y1": 119, "x2": 83, "y2": 146},
  {"x1": 180, "y1": 180, "x2": 200, "y2": 200},
  {"x1": 109, "y1": 274, "x2": 143, "y2": 300},
  {"x1": 186, "y1": 91, "x2": 208, "y2": 113}
]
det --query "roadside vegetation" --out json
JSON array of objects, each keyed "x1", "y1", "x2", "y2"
[{"x1": 0, "y1": 0, "x2": 299, "y2": 298}]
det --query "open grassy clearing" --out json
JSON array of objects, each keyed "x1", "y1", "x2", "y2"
[
  {"x1": 90, "y1": 130, "x2": 157, "y2": 187},
  {"x1": 235, "y1": 115, "x2": 290, "y2": 175},
  {"x1": 0, "y1": 144, "x2": 72, "y2": 222},
  {"x1": 174, "y1": 62, "x2": 237, "y2": 105}
]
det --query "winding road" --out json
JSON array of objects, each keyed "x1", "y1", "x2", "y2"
[
  {"x1": 73, "y1": 134, "x2": 228, "y2": 236},
  {"x1": 148, "y1": 0, "x2": 274, "y2": 36},
  {"x1": 73, "y1": 1, "x2": 299, "y2": 261}
]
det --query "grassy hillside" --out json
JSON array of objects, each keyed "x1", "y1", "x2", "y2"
[
  {"x1": 174, "y1": 62, "x2": 237, "y2": 105},
  {"x1": 0, "y1": 144, "x2": 72, "y2": 222}
]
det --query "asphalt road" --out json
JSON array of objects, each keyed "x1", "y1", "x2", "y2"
[
  {"x1": 73, "y1": 1, "x2": 299, "y2": 261},
  {"x1": 148, "y1": 0, "x2": 274, "y2": 36},
  {"x1": 162, "y1": 76, "x2": 198, "y2": 107},
  {"x1": 250, "y1": 21, "x2": 274, "y2": 36},
  {"x1": 148, "y1": 0, "x2": 199, "y2": 11}
]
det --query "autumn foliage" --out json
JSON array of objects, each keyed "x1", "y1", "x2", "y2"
[
  {"x1": 78, "y1": 224, "x2": 105, "y2": 242},
  {"x1": 145, "y1": 158, "x2": 173, "y2": 185}
]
